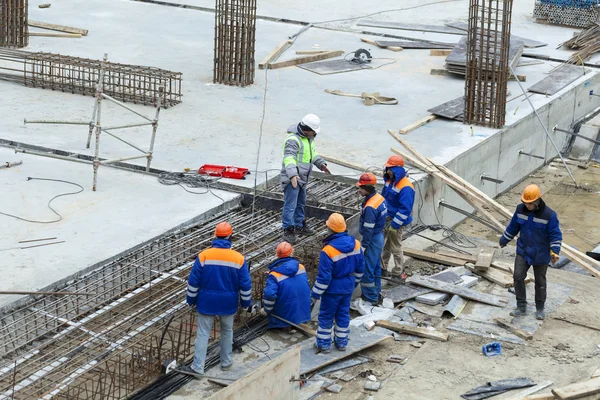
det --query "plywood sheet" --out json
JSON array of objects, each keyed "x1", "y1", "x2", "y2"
[
  {"x1": 445, "y1": 22, "x2": 547, "y2": 48},
  {"x1": 376, "y1": 40, "x2": 456, "y2": 49},
  {"x1": 427, "y1": 96, "x2": 465, "y2": 120},
  {"x1": 528, "y1": 64, "x2": 590, "y2": 96},
  {"x1": 358, "y1": 20, "x2": 465, "y2": 35},
  {"x1": 297, "y1": 59, "x2": 372, "y2": 75}
]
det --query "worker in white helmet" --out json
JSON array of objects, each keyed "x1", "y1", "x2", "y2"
[{"x1": 280, "y1": 114, "x2": 331, "y2": 243}]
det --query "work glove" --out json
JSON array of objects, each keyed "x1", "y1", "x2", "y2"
[
  {"x1": 361, "y1": 246, "x2": 366, "y2": 253},
  {"x1": 246, "y1": 303, "x2": 259, "y2": 313},
  {"x1": 320, "y1": 164, "x2": 331, "y2": 175},
  {"x1": 290, "y1": 176, "x2": 298, "y2": 188},
  {"x1": 186, "y1": 302, "x2": 196, "y2": 310},
  {"x1": 259, "y1": 308, "x2": 268, "y2": 317},
  {"x1": 550, "y1": 251, "x2": 559, "y2": 264}
]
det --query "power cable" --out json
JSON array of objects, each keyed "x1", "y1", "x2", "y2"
[
  {"x1": 0, "y1": 177, "x2": 84, "y2": 224},
  {"x1": 157, "y1": 171, "x2": 226, "y2": 204}
]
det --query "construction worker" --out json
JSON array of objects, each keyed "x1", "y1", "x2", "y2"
[
  {"x1": 381, "y1": 155, "x2": 415, "y2": 278},
  {"x1": 499, "y1": 184, "x2": 562, "y2": 320},
  {"x1": 311, "y1": 213, "x2": 365, "y2": 353},
  {"x1": 182, "y1": 222, "x2": 253, "y2": 377},
  {"x1": 356, "y1": 173, "x2": 387, "y2": 305},
  {"x1": 280, "y1": 114, "x2": 331, "y2": 244},
  {"x1": 260, "y1": 242, "x2": 311, "y2": 329}
]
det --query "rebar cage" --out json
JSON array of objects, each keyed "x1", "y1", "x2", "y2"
[{"x1": 0, "y1": 0, "x2": 28, "y2": 48}]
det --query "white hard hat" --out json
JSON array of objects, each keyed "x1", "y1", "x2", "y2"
[{"x1": 301, "y1": 114, "x2": 321, "y2": 133}]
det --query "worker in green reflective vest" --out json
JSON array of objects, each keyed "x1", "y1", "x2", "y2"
[{"x1": 280, "y1": 114, "x2": 331, "y2": 243}]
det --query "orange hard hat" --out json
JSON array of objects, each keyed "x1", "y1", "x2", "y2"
[
  {"x1": 521, "y1": 184, "x2": 542, "y2": 203},
  {"x1": 356, "y1": 172, "x2": 377, "y2": 187},
  {"x1": 276, "y1": 241, "x2": 294, "y2": 258},
  {"x1": 385, "y1": 155, "x2": 405, "y2": 167},
  {"x1": 215, "y1": 221, "x2": 233, "y2": 237},
  {"x1": 326, "y1": 213, "x2": 347, "y2": 233}
]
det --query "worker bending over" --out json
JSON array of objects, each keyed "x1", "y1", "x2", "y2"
[
  {"x1": 356, "y1": 173, "x2": 387, "y2": 305},
  {"x1": 261, "y1": 242, "x2": 311, "y2": 329},
  {"x1": 312, "y1": 213, "x2": 365, "y2": 353},
  {"x1": 280, "y1": 114, "x2": 331, "y2": 244},
  {"x1": 499, "y1": 184, "x2": 562, "y2": 320},
  {"x1": 183, "y1": 222, "x2": 253, "y2": 377},
  {"x1": 381, "y1": 155, "x2": 415, "y2": 278}
]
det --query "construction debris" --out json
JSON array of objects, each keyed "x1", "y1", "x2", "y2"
[
  {"x1": 407, "y1": 275, "x2": 507, "y2": 307},
  {"x1": 28, "y1": 20, "x2": 87, "y2": 35},
  {"x1": 396, "y1": 115, "x2": 437, "y2": 134},
  {"x1": 376, "y1": 320, "x2": 449, "y2": 341},
  {"x1": 266, "y1": 50, "x2": 344, "y2": 69},
  {"x1": 561, "y1": 23, "x2": 600, "y2": 64},
  {"x1": 259, "y1": 39, "x2": 292, "y2": 69},
  {"x1": 324, "y1": 89, "x2": 398, "y2": 105},
  {"x1": 462, "y1": 378, "x2": 536, "y2": 400},
  {"x1": 360, "y1": 37, "x2": 403, "y2": 52},
  {"x1": 552, "y1": 377, "x2": 600, "y2": 399},
  {"x1": 494, "y1": 318, "x2": 534, "y2": 341}
]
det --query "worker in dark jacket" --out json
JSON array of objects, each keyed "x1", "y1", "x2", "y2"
[
  {"x1": 312, "y1": 213, "x2": 365, "y2": 353},
  {"x1": 280, "y1": 114, "x2": 331, "y2": 244},
  {"x1": 381, "y1": 155, "x2": 415, "y2": 278},
  {"x1": 261, "y1": 242, "x2": 311, "y2": 329},
  {"x1": 356, "y1": 173, "x2": 387, "y2": 305},
  {"x1": 500, "y1": 184, "x2": 562, "y2": 320},
  {"x1": 182, "y1": 222, "x2": 253, "y2": 377}
]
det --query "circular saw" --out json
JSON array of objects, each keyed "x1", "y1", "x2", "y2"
[{"x1": 351, "y1": 48, "x2": 372, "y2": 64}]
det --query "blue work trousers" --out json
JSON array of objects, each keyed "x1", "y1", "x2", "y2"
[
  {"x1": 282, "y1": 183, "x2": 307, "y2": 229},
  {"x1": 191, "y1": 313, "x2": 234, "y2": 374},
  {"x1": 361, "y1": 232, "x2": 384, "y2": 303},
  {"x1": 316, "y1": 293, "x2": 351, "y2": 350}
]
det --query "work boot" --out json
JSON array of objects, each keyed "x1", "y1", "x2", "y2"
[
  {"x1": 381, "y1": 269, "x2": 391, "y2": 278},
  {"x1": 335, "y1": 344, "x2": 347, "y2": 352},
  {"x1": 283, "y1": 227, "x2": 297, "y2": 244},
  {"x1": 391, "y1": 267, "x2": 406, "y2": 280},
  {"x1": 221, "y1": 364, "x2": 232, "y2": 371},
  {"x1": 314, "y1": 342, "x2": 331, "y2": 354},
  {"x1": 176, "y1": 365, "x2": 204, "y2": 379},
  {"x1": 536, "y1": 308, "x2": 545, "y2": 320},
  {"x1": 509, "y1": 307, "x2": 527, "y2": 317},
  {"x1": 296, "y1": 223, "x2": 315, "y2": 236}
]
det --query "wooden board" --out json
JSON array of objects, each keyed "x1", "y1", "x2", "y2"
[
  {"x1": 407, "y1": 275, "x2": 507, "y2": 307},
  {"x1": 528, "y1": 64, "x2": 590, "y2": 96},
  {"x1": 28, "y1": 20, "x2": 88, "y2": 36},
  {"x1": 552, "y1": 377, "x2": 600, "y2": 399},
  {"x1": 206, "y1": 346, "x2": 300, "y2": 399},
  {"x1": 519, "y1": 394, "x2": 556, "y2": 400},
  {"x1": 398, "y1": 115, "x2": 437, "y2": 134},
  {"x1": 29, "y1": 32, "x2": 82, "y2": 38},
  {"x1": 436, "y1": 251, "x2": 478, "y2": 264},
  {"x1": 377, "y1": 40, "x2": 455, "y2": 49},
  {"x1": 474, "y1": 248, "x2": 495, "y2": 271},
  {"x1": 357, "y1": 20, "x2": 465, "y2": 35},
  {"x1": 403, "y1": 248, "x2": 466, "y2": 266},
  {"x1": 258, "y1": 39, "x2": 292, "y2": 69},
  {"x1": 360, "y1": 38, "x2": 402, "y2": 52},
  {"x1": 268, "y1": 51, "x2": 343, "y2": 69},
  {"x1": 430, "y1": 49, "x2": 452, "y2": 56},
  {"x1": 495, "y1": 318, "x2": 534, "y2": 341},
  {"x1": 507, "y1": 381, "x2": 553, "y2": 399},
  {"x1": 320, "y1": 154, "x2": 382, "y2": 176},
  {"x1": 553, "y1": 316, "x2": 600, "y2": 332},
  {"x1": 431, "y1": 68, "x2": 451, "y2": 76},
  {"x1": 296, "y1": 50, "x2": 328, "y2": 55},
  {"x1": 376, "y1": 320, "x2": 449, "y2": 341},
  {"x1": 466, "y1": 264, "x2": 513, "y2": 288}
]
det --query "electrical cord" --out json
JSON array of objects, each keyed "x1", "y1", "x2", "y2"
[
  {"x1": 0, "y1": 177, "x2": 84, "y2": 224},
  {"x1": 157, "y1": 171, "x2": 226, "y2": 204}
]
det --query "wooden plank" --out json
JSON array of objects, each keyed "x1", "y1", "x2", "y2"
[
  {"x1": 268, "y1": 51, "x2": 344, "y2": 70},
  {"x1": 592, "y1": 368, "x2": 600, "y2": 379},
  {"x1": 320, "y1": 154, "x2": 383, "y2": 176},
  {"x1": 258, "y1": 39, "x2": 292, "y2": 69},
  {"x1": 507, "y1": 381, "x2": 553, "y2": 399},
  {"x1": 376, "y1": 320, "x2": 449, "y2": 341},
  {"x1": 296, "y1": 50, "x2": 327, "y2": 55},
  {"x1": 206, "y1": 346, "x2": 300, "y2": 398},
  {"x1": 430, "y1": 49, "x2": 452, "y2": 56},
  {"x1": 403, "y1": 248, "x2": 466, "y2": 266},
  {"x1": 436, "y1": 251, "x2": 478, "y2": 264},
  {"x1": 38, "y1": 3, "x2": 51, "y2": 8},
  {"x1": 494, "y1": 318, "x2": 534, "y2": 341},
  {"x1": 519, "y1": 394, "x2": 556, "y2": 400},
  {"x1": 552, "y1": 316, "x2": 600, "y2": 332},
  {"x1": 465, "y1": 263, "x2": 513, "y2": 288},
  {"x1": 407, "y1": 275, "x2": 507, "y2": 307},
  {"x1": 552, "y1": 377, "x2": 600, "y2": 399},
  {"x1": 430, "y1": 68, "x2": 451, "y2": 76},
  {"x1": 360, "y1": 38, "x2": 403, "y2": 52},
  {"x1": 474, "y1": 248, "x2": 495, "y2": 271},
  {"x1": 398, "y1": 115, "x2": 437, "y2": 134},
  {"x1": 28, "y1": 20, "x2": 88, "y2": 36},
  {"x1": 29, "y1": 32, "x2": 82, "y2": 38}
]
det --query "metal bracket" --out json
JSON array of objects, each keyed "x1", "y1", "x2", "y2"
[
  {"x1": 480, "y1": 174, "x2": 503, "y2": 184},
  {"x1": 518, "y1": 149, "x2": 545, "y2": 160},
  {"x1": 553, "y1": 125, "x2": 600, "y2": 146}
]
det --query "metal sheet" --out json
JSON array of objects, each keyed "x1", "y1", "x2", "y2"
[
  {"x1": 443, "y1": 295, "x2": 468, "y2": 317},
  {"x1": 317, "y1": 356, "x2": 371, "y2": 374},
  {"x1": 528, "y1": 64, "x2": 590, "y2": 96},
  {"x1": 357, "y1": 20, "x2": 466, "y2": 35},
  {"x1": 297, "y1": 59, "x2": 372, "y2": 75},
  {"x1": 447, "y1": 318, "x2": 525, "y2": 345},
  {"x1": 445, "y1": 36, "x2": 524, "y2": 73},
  {"x1": 445, "y1": 21, "x2": 547, "y2": 48},
  {"x1": 381, "y1": 283, "x2": 432, "y2": 303},
  {"x1": 427, "y1": 96, "x2": 465, "y2": 120},
  {"x1": 376, "y1": 40, "x2": 455, "y2": 49}
]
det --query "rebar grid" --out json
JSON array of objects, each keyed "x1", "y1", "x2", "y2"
[
  {"x1": 213, "y1": 0, "x2": 257, "y2": 86},
  {"x1": 0, "y1": 186, "x2": 360, "y2": 399},
  {"x1": 0, "y1": 0, "x2": 27, "y2": 48},
  {"x1": 0, "y1": 49, "x2": 182, "y2": 107},
  {"x1": 464, "y1": 0, "x2": 513, "y2": 128}
]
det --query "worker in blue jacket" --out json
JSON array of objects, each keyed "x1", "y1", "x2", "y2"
[
  {"x1": 499, "y1": 184, "x2": 562, "y2": 321},
  {"x1": 261, "y1": 242, "x2": 311, "y2": 329},
  {"x1": 182, "y1": 222, "x2": 253, "y2": 378},
  {"x1": 381, "y1": 155, "x2": 415, "y2": 278},
  {"x1": 356, "y1": 173, "x2": 387, "y2": 305},
  {"x1": 312, "y1": 213, "x2": 365, "y2": 353}
]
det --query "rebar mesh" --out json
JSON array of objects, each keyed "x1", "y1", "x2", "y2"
[
  {"x1": 464, "y1": 0, "x2": 513, "y2": 128},
  {"x1": 0, "y1": 0, "x2": 28, "y2": 48},
  {"x1": 213, "y1": 0, "x2": 257, "y2": 86}
]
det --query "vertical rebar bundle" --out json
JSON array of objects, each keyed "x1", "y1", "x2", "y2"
[
  {"x1": 464, "y1": 0, "x2": 513, "y2": 128},
  {"x1": 0, "y1": 0, "x2": 28, "y2": 48},
  {"x1": 213, "y1": 0, "x2": 257, "y2": 86}
]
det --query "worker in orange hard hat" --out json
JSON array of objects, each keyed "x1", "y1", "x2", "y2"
[
  {"x1": 356, "y1": 173, "x2": 387, "y2": 305},
  {"x1": 499, "y1": 184, "x2": 562, "y2": 321},
  {"x1": 260, "y1": 242, "x2": 311, "y2": 330},
  {"x1": 182, "y1": 222, "x2": 253, "y2": 378},
  {"x1": 381, "y1": 154, "x2": 415, "y2": 279},
  {"x1": 312, "y1": 213, "x2": 365, "y2": 352}
]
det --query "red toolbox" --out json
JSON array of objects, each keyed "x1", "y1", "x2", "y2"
[{"x1": 198, "y1": 164, "x2": 250, "y2": 179}]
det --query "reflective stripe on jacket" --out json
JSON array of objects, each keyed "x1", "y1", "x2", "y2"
[
  {"x1": 382, "y1": 166, "x2": 415, "y2": 229},
  {"x1": 499, "y1": 199, "x2": 562, "y2": 265},
  {"x1": 186, "y1": 239, "x2": 252, "y2": 315},
  {"x1": 359, "y1": 192, "x2": 387, "y2": 248},
  {"x1": 312, "y1": 232, "x2": 365, "y2": 298},
  {"x1": 280, "y1": 124, "x2": 326, "y2": 187}
]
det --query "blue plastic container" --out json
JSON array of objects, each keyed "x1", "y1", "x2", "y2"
[{"x1": 482, "y1": 342, "x2": 502, "y2": 356}]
